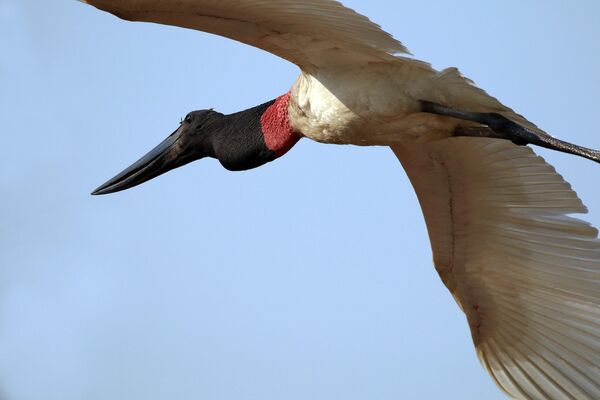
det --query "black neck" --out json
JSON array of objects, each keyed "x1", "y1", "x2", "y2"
[{"x1": 211, "y1": 100, "x2": 277, "y2": 171}]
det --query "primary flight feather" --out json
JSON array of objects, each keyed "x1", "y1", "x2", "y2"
[{"x1": 82, "y1": 1, "x2": 600, "y2": 399}]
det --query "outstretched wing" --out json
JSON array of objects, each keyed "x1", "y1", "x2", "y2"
[
  {"x1": 394, "y1": 138, "x2": 600, "y2": 400},
  {"x1": 81, "y1": 0, "x2": 409, "y2": 71}
]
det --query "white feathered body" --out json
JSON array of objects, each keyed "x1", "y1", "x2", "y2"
[
  {"x1": 289, "y1": 62, "x2": 459, "y2": 146},
  {"x1": 287, "y1": 60, "x2": 534, "y2": 148}
]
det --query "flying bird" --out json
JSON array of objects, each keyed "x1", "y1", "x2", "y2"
[{"x1": 83, "y1": 1, "x2": 600, "y2": 398}]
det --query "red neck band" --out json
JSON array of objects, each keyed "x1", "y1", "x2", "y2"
[{"x1": 260, "y1": 92, "x2": 300, "y2": 157}]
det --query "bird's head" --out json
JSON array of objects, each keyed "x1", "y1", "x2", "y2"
[{"x1": 92, "y1": 94, "x2": 300, "y2": 195}]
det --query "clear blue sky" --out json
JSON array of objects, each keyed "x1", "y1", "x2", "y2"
[{"x1": 1, "y1": 1, "x2": 599, "y2": 399}]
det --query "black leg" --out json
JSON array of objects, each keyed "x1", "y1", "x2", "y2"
[{"x1": 421, "y1": 100, "x2": 600, "y2": 164}]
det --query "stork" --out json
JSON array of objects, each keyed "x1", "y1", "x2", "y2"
[{"x1": 83, "y1": 1, "x2": 600, "y2": 398}]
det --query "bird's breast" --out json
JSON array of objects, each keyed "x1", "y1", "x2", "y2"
[
  {"x1": 287, "y1": 66, "x2": 449, "y2": 146},
  {"x1": 287, "y1": 73, "x2": 357, "y2": 144}
]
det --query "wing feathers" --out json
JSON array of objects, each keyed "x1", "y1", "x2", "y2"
[
  {"x1": 394, "y1": 138, "x2": 600, "y2": 399},
  {"x1": 82, "y1": 0, "x2": 409, "y2": 71}
]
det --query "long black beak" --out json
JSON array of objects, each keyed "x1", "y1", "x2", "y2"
[{"x1": 92, "y1": 128, "x2": 198, "y2": 195}]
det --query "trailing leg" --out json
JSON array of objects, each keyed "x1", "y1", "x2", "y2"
[{"x1": 421, "y1": 100, "x2": 600, "y2": 164}]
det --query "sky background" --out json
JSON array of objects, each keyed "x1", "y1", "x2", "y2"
[{"x1": 1, "y1": 1, "x2": 600, "y2": 399}]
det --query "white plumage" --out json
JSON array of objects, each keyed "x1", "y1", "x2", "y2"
[
  {"x1": 395, "y1": 139, "x2": 600, "y2": 399},
  {"x1": 82, "y1": 1, "x2": 600, "y2": 398},
  {"x1": 81, "y1": 0, "x2": 409, "y2": 70}
]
